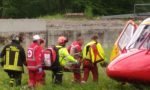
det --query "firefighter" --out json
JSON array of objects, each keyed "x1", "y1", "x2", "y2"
[
  {"x1": 81, "y1": 34, "x2": 106, "y2": 83},
  {"x1": 27, "y1": 35, "x2": 44, "y2": 88},
  {"x1": 0, "y1": 34, "x2": 26, "y2": 87},
  {"x1": 51, "y1": 36, "x2": 78, "y2": 84},
  {"x1": 68, "y1": 36, "x2": 84, "y2": 83}
]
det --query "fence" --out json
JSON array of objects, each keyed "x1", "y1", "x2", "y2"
[{"x1": 0, "y1": 19, "x2": 125, "y2": 50}]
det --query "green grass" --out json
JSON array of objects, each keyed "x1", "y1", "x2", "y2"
[
  {"x1": 38, "y1": 14, "x2": 64, "y2": 19},
  {"x1": 37, "y1": 14, "x2": 101, "y2": 20},
  {"x1": 0, "y1": 48, "x2": 150, "y2": 90}
]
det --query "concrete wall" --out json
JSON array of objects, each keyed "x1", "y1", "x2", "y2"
[{"x1": 0, "y1": 19, "x2": 126, "y2": 49}]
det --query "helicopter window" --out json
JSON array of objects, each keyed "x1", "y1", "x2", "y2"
[
  {"x1": 118, "y1": 24, "x2": 134, "y2": 50},
  {"x1": 134, "y1": 25, "x2": 150, "y2": 49},
  {"x1": 141, "y1": 34, "x2": 150, "y2": 49}
]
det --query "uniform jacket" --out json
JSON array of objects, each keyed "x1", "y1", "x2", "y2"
[
  {"x1": 56, "y1": 45, "x2": 77, "y2": 66},
  {"x1": 69, "y1": 41, "x2": 82, "y2": 60},
  {"x1": 83, "y1": 40, "x2": 105, "y2": 63},
  {"x1": 0, "y1": 41, "x2": 26, "y2": 72},
  {"x1": 27, "y1": 42, "x2": 42, "y2": 70}
]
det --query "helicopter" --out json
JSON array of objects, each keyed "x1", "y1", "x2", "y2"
[
  {"x1": 107, "y1": 18, "x2": 150, "y2": 84},
  {"x1": 110, "y1": 20, "x2": 138, "y2": 61}
]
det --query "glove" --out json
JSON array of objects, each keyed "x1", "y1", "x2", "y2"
[
  {"x1": 38, "y1": 68, "x2": 43, "y2": 73},
  {"x1": 71, "y1": 60, "x2": 79, "y2": 66},
  {"x1": 100, "y1": 61, "x2": 108, "y2": 67}
]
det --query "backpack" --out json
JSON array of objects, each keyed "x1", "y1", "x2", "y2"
[
  {"x1": 67, "y1": 45, "x2": 71, "y2": 53},
  {"x1": 68, "y1": 44, "x2": 79, "y2": 54},
  {"x1": 43, "y1": 46, "x2": 56, "y2": 68},
  {"x1": 86, "y1": 43, "x2": 103, "y2": 63}
]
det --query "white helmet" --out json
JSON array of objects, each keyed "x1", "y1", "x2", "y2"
[
  {"x1": 11, "y1": 34, "x2": 19, "y2": 41},
  {"x1": 33, "y1": 35, "x2": 41, "y2": 41}
]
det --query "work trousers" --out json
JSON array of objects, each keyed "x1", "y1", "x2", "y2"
[
  {"x1": 73, "y1": 64, "x2": 81, "y2": 83},
  {"x1": 28, "y1": 70, "x2": 45, "y2": 87},
  {"x1": 82, "y1": 60, "x2": 98, "y2": 82},
  {"x1": 51, "y1": 66, "x2": 63, "y2": 84},
  {"x1": 6, "y1": 70, "x2": 22, "y2": 86}
]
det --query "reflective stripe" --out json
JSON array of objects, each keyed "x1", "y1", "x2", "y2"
[
  {"x1": 27, "y1": 59, "x2": 36, "y2": 61},
  {"x1": 14, "y1": 52, "x2": 19, "y2": 66},
  {"x1": 57, "y1": 72, "x2": 63, "y2": 74},
  {"x1": 64, "y1": 55, "x2": 70, "y2": 60},
  {"x1": 27, "y1": 66, "x2": 38, "y2": 69},
  {"x1": 4, "y1": 65, "x2": 22, "y2": 71},
  {"x1": 27, "y1": 65, "x2": 41, "y2": 69},
  {"x1": 6, "y1": 50, "x2": 10, "y2": 65},
  {"x1": 27, "y1": 64, "x2": 41, "y2": 69},
  {"x1": 0, "y1": 58, "x2": 4, "y2": 62}
]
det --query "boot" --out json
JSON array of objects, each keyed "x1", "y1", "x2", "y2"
[{"x1": 9, "y1": 79, "x2": 15, "y2": 87}]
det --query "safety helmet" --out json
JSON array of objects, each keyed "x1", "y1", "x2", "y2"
[
  {"x1": 33, "y1": 35, "x2": 41, "y2": 41},
  {"x1": 11, "y1": 34, "x2": 19, "y2": 41},
  {"x1": 57, "y1": 36, "x2": 68, "y2": 44}
]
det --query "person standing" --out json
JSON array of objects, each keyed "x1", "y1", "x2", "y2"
[
  {"x1": 38, "y1": 39, "x2": 46, "y2": 85},
  {"x1": 0, "y1": 34, "x2": 26, "y2": 87},
  {"x1": 81, "y1": 34, "x2": 106, "y2": 83},
  {"x1": 51, "y1": 36, "x2": 78, "y2": 84},
  {"x1": 68, "y1": 36, "x2": 84, "y2": 83},
  {"x1": 27, "y1": 35, "x2": 43, "y2": 88}
]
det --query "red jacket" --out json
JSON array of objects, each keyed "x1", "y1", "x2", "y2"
[{"x1": 27, "y1": 42, "x2": 42, "y2": 70}]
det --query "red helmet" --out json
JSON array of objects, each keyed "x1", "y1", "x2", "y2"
[{"x1": 57, "y1": 36, "x2": 68, "y2": 44}]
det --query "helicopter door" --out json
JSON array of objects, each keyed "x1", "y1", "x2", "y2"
[
  {"x1": 118, "y1": 20, "x2": 137, "y2": 52},
  {"x1": 110, "y1": 20, "x2": 137, "y2": 61}
]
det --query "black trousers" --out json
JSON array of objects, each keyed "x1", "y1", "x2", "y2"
[
  {"x1": 6, "y1": 70, "x2": 22, "y2": 86},
  {"x1": 51, "y1": 66, "x2": 63, "y2": 84}
]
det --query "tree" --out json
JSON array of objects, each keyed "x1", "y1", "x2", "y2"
[{"x1": 0, "y1": 0, "x2": 149, "y2": 18}]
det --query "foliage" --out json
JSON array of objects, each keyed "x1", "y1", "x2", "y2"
[
  {"x1": 38, "y1": 14, "x2": 64, "y2": 19},
  {"x1": 0, "y1": 0, "x2": 149, "y2": 18}
]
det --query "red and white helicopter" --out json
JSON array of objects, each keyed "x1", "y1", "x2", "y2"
[
  {"x1": 107, "y1": 17, "x2": 150, "y2": 84},
  {"x1": 110, "y1": 20, "x2": 138, "y2": 61}
]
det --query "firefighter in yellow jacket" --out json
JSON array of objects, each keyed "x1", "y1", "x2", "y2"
[
  {"x1": 81, "y1": 34, "x2": 105, "y2": 83},
  {"x1": 0, "y1": 34, "x2": 26, "y2": 87},
  {"x1": 51, "y1": 36, "x2": 78, "y2": 84}
]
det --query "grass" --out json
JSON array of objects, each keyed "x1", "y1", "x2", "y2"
[
  {"x1": 38, "y1": 14, "x2": 101, "y2": 20},
  {"x1": 38, "y1": 14, "x2": 64, "y2": 19},
  {"x1": 0, "y1": 48, "x2": 150, "y2": 90}
]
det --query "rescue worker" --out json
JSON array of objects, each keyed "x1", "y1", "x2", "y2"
[
  {"x1": 81, "y1": 34, "x2": 106, "y2": 83},
  {"x1": 38, "y1": 39, "x2": 46, "y2": 84},
  {"x1": 0, "y1": 34, "x2": 26, "y2": 87},
  {"x1": 51, "y1": 36, "x2": 78, "y2": 84},
  {"x1": 27, "y1": 35, "x2": 44, "y2": 88},
  {"x1": 68, "y1": 36, "x2": 84, "y2": 83}
]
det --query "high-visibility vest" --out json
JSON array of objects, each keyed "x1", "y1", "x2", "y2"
[{"x1": 83, "y1": 40, "x2": 105, "y2": 63}]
